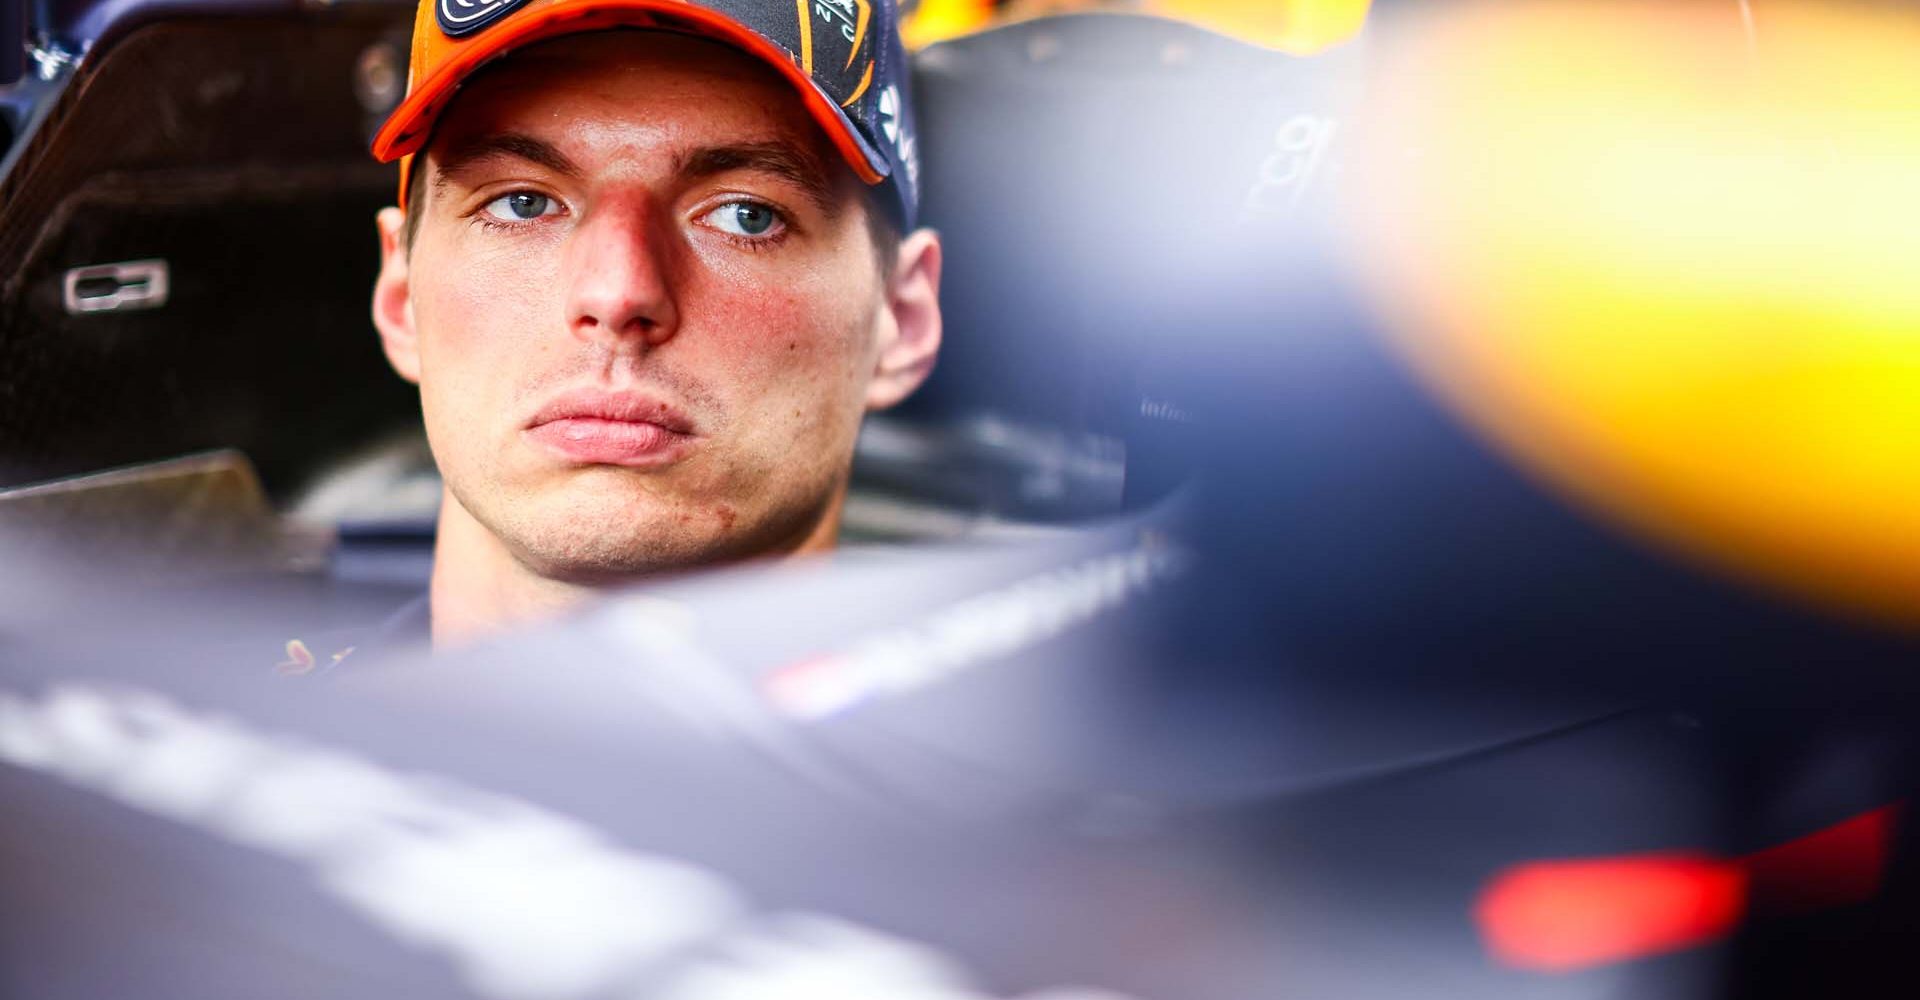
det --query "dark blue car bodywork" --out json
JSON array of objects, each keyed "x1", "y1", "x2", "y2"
[{"x1": 1, "y1": 2, "x2": 1917, "y2": 997}]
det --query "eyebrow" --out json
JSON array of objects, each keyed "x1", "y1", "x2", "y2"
[
  {"x1": 432, "y1": 132, "x2": 582, "y2": 191},
  {"x1": 675, "y1": 140, "x2": 840, "y2": 215},
  {"x1": 429, "y1": 133, "x2": 842, "y2": 215}
]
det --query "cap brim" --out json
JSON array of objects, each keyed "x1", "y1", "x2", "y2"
[{"x1": 372, "y1": 0, "x2": 890, "y2": 203}]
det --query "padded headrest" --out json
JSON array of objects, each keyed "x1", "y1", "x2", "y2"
[{"x1": 0, "y1": 14, "x2": 419, "y2": 500}]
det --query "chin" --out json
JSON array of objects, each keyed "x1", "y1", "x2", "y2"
[
  {"x1": 476, "y1": 472, "x2": 835, "y2": 582},
  {"x1": 503, "y1": 490, "x2": 731, "y2": 581},
  {"x1": 509, "y1": 524, "x2": 731, "y2": 583}
]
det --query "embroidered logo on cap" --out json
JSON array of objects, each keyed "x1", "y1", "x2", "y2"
[{"x1": 439, "y1": 0, "x2": 534, "y2": 37}]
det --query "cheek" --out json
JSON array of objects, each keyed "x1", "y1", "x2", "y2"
[
  {"x1": 419, "y1": 229, "x2": 570, "y2": 350},
  {"x1": 693, "y1": 253, "x2": 880, "y2": 395},
  {"x1": 408, "y1": 239, "x2": 565, "y2": 460},
  {"x1": 720, "y1": 299, "x2": 872, "y2": 457},
  {"x1": 414, "y1": 233, "x2": 554, "y2": 356}
]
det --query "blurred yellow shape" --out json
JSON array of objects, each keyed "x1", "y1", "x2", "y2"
[
  {"x1": 1154, "y1": 0, "x2": 1369, "y2": 54},
  {"x1": 903, "y1": 0, "x2": 1370, "y2": 53},
  {"x1": 902, "y1": 0, "x2": 999, "y2": 48},
  {"x1": 1348, "y1": 2, "x2": 1920, "y2": 624}
]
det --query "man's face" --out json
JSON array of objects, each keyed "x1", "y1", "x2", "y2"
[{"x1": 374, "y1": 32, "x2": 930, "y2": 581}]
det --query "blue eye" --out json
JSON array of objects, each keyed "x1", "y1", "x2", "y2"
[
  {"x1": 482, "y1": 192, "x2": 557, "y2": 222},
  {"x1": 704, "y1": 201, "x2": 782, "y2": 238}
]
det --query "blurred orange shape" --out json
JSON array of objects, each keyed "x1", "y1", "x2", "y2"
[{"x1": 1344, "y1": 1, "x2": 1920, "y2": 626}]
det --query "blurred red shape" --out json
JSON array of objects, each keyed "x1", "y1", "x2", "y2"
[
  {"x1": 1475, "y1": 854, "x2": 1748, "y2": 972},
  {"x1": 1745, "y1": 805, "x2": 1899, "y2": 914},
  {"x1": 1476, "y1": 803, "x2": 1903, "y2": 973}
]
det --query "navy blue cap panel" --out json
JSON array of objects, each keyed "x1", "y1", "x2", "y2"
[{"x1": 701, "y1": 0, "x2": 919, "y2": 224}]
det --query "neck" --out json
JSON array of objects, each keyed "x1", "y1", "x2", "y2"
[
  {"x1": 428, "y1": 492, "x2": 589, "y2": 647},
  {"x1": 427, "y1": 487, "x2": 846, "y2": 647}
]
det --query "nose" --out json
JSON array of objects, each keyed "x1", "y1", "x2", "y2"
[{"x1": 562, "y1": 201, "x2": 681, "y2": 352}]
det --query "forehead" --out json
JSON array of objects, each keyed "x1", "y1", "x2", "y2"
[{"x1": 426, "y1": 31, "x2": 839, "y2": 172}]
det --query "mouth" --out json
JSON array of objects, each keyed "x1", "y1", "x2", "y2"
[{"x1": 523, "y1": 388, "x2": 698, "y2": 468}]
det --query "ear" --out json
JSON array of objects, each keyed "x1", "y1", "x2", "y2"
[
  {"x1": 371, "y1": 206, "x2": 422, "y2": 385},
  {"x1": 866, "y1": 228, "x2": 943, "y2": 411}
]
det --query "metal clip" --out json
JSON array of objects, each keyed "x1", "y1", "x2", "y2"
[{"x1": 63, "y1": 259, "x2": 170, "y2": 315}]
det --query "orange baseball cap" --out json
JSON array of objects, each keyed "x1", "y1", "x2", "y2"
[{"x1": 370, "y1": 0, "x2": 920, "y2": 224}]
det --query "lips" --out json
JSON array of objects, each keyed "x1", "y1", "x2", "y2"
[{"x1": 524, "y1": 388, "x2": 697, "y2": 467}]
